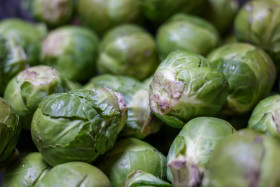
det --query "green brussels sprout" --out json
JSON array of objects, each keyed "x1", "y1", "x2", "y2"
[
  {"x1": 0, "y1": 19, "x2": 46, "y2": 66},
  {"x1": 202, "y1": 130, "x2": 280, "y2": 187},
  {"x1": 156, "y1": 14, "x2": 220, "y2": 60},
  {"x1": 0, "y1": 98, "x2": 21, "y2": 166},
  {"x1": 203, "y1": 0, "x2": 239, "y2": 33},
  {"x1": 31, "y1": 0, "x2": 74, "y2": 27},
  {"x1": 125, "y1": 170, "x2": 173, "y2": 187},
  {"x1": 149, "y1": 50, "x2": 229, "y2": 128},
  {"x1": 85, "y1": 74, "x2": 162, "y2": 139},
  {"x1": 0, "y1": 35, "x2": 27, "y2": 95},
  {"x1": 234, "y1": 0, "x2": 280, "y2": 70},
  {"x1": 140, "y1": 0, "x2": 205, "y2": 25},
  {"x1": 167, "y1": 117, "x2": 235, "y2": 187},
  {"x1": 97, "y1": 138, "x2": 167, "y2": 187},
  {"x1": 2, "y1": 153, "x2": 50, "y2": 187},
  {"x1": 4, "y1": 66, "x2": 70, "y2": 130},
  {"x1": 34, "y1": 162, "x2": 111, "y2": 187},
  {"x1": 248, "y1": 95, "x2": 280, "y2": 139},
  {"x1": 207, "y1": 43, "x2": 276, "y2": 115},
  {"x1": 31, "y1": 88, "x2": 127, "y2": 166},
  {"x1": 97, "y1": 24, "x2": 159, "y2": 80},
  {"x1": 78, "y1": 0, "x2": 141, "y2": 35},
  {"x1": 41, "y1": 26, "x2": 99, "y2": 82}
]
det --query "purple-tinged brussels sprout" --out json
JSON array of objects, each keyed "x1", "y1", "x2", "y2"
[
  {"x1": 150, "y1": 50, "x2": 228, "y2": 128},
  {"x1": 167, "y1": 117, "x2": 235, "y2": 187},
  {"x1": 4, "y1": 66, "x2": 70, "y2": 130}
]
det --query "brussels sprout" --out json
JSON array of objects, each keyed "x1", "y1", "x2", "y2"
[
  {"x1": 31, "y1": 0, "x2": 74, "y2": 27},
  {"x1": 85, "y1": 75, "x2": 162, "y2": 139},
  {"x1": 34, "y1": 162, "x2": 111, "y2": 187},
  {"x1": 125, "y1": 170, "x2": 173, "y2": 187},
  {"x1": 97, "y1": 24, "x2": 159, "y2": 80},
  {"x1": 202, "y1": 130, "x2": 280, "y2": 187},
  {"x1": 149, "y1": 50, "x2": 229, "y2": 128},
  {"x1": 142, "y1": 76, "x2": 153, "y2": 89},
  {"x1": 203, "y1": 0, "x2": 239, "y2": 33},
  {"x1": 31, "y1": 88, "x2": 127, "y2": 166},
  {"x1": 41, "y1": 26, "x2": 99, "y2": 82},
  {"x1": 0, "y1": 19, "x2": 46, "y2": 66},
  {"x1": 156, "y1": 14, "x2": 220, "y2": 60},
  {"x1": 207, "y1": 43, "x2": 276, "y2": 115},
  {"x1": 248, "y1": 95, "x2": 280, "y2": 139},
  {"x1": 140, "y1": 0, "x2": 205, "y2": 25},
  {"x1": 0, "y1": 35, "x2": 27, "y2": 95},
  {"x1": 2, "y1": 153, "x2": 50, "y2": 187},
  {"x1": 97, "y1": 138, "x2": 167, "y2": 187},
  {"x1": 167, "y1": 117, "x2": 235, "y2": 187},
  {"x1": 0, "y1": 98, "x2": 21, "y2": 166},
  {"x1": 78, "y1": 0, "x2": 141, "y2": 35},
  {"x1": 4, "y1": 66, "x2": 70, "y2": 130},
  {"x1": 234, "y1": 0, "x2": 280, "y2": 70}
]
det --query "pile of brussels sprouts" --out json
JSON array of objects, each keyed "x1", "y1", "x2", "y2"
[{"x1": 1, "y1": 0, "x2": 280, "y2": 186}]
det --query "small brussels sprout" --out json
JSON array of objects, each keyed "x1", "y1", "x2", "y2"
[
  {"x1": 85, "y1": 75, "x2": 162, "y2": 139},
  {"x1": 34, "y1": 162, "x2": 111, "y2": 187},
  {"x1": 167, "y1": 117, "x2": 235, "y2": 187},
  {"x1": 31, "y1": 88, "x2": 127, "y2": 166},
  {"x1": 78, "y1": 0, "x2": 141, "y2": 35},
  {"x1": 248, "y1": 95, "x2": 280, "y2": 139},
  {"x1": 202, "y1": 130, "x2": 280, "y2": 187},
  {"x1": 0, "y1": 35, "x2": 27, "y2": 95},
  {"x1": 234, "y1": 0, "x2": 280, "y2": 70},
  {"x1": 97, "y1": 24, "x2": 159, "y2": 80},
  {"x1": 140, "y1": 0, "x2": 205, "y2": 25},
  {"x1": 2, "y1": 153, "x2": 50, "y2": 187},
  {"x1": 97, "y1": 138, "x2": 167, "y2": 187},
  {"x1": 41, "y1": 26, "x2": 99, "y2": 82},
  {"x1": 4, "y1": 66, "x2": 70, "y2": 130},
  {"x1": 150, "y1": 50, "x2": 229, "y2": 128},
  {"x1": 156, "y1": 14, "x2": 220, "y2": 60},
  {"x1": 207, "y1": 43, "x2": 276, "y2": 115},
  {"x1": 31, "y1": 0, "x2": 74, "y2": 27},
  {"x1": 125, "y1": 170, "x2": 173, "y2": 187},
  {"x1": 0, "y1": 19, "x2": 46, "y2": 66},
  {"x1": 203, "y1": 0, "x2": 239, "y2": 33},
  {"x1": 0, "y1": 98, "x2": 21, "y2": 165}
]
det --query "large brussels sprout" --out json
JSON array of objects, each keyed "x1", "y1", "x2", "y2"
[
  {"x1": 202, "y1": 130, "x2": 280, "y2": 187},
  {"x1": 2, "y1": 153, "x2": 50, "y2": 187},
  {"x1": 125, "y1": 170, "x2": 173, "y2": 187},
  {"x1": 234, "y1": 0, "x2": 280, "y2": 70},
  {"x1": 41, "y1": 26, "x2": 99, "y2": 82},
  {"x1": 203, "y1": 0, "x2": 239, "y2": 33},
  {"x1": 156, "y1": 14, "x2": 220, "y2": 60},
  {"x1": 4, "y1": 66, "x2": 70, "y2": 130},
  {"x1": 97, "y1": 24, "x2": 159, "y2": 80},
  {"x1": 207, "y1": 43, "x2": 276, "y2": 115},
  {"x1": 140, "y1": 0, "x2": 205, "y2": 25},
  {"x1": 248, "y1": 95, "x2": 280, "y2": 139},
  {"x1": 31, "y1": 88, "x2": 127, "y2": 166},
  {"x1": 167, "y1": 117, "x2": 235, "y2": 187},
  {"x1": 0, "y1": 98, "x2": 21, "y2": 166},
  {"x1": 31, "y1": 0, "x2": 74, "y2": 27},
  {"x1": 78, "y1": 0, "x2": 141, "y2": 35},
  {"x1": 0, "y1": 35, "x2": 27, "y2": 95},
  {"x1": 149, "y1": 50, "x2": 229, "y2": 128},
  {"x1": 85, "y1": 75, "x2": 162, "y2": 139},
  {"x1": 97, "y1": 138, "x2": 167, "y2": 187},
  {"x1": 0, "y1": 19, "x2": 46, "y2": 66},
  {"x1": 34, "y1": 162, "x2": 111, "y2": 187}
]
